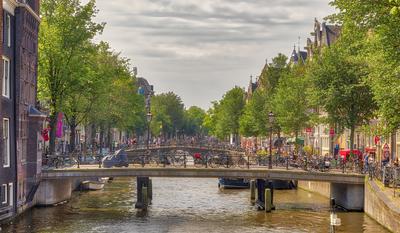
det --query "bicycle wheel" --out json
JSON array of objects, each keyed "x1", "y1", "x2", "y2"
[
  {"x1": 149, "y1": 157, "x2": 159, "y2": 167},
  {"x1": 208, "y1": 157, "x2": 220, "y2": 168},
  {"x1": 194, "y1": 158, "x2": 203, "y2": 168},
  {"x1": 237, "y1": 157, "x2": 247, "y2": 169}
]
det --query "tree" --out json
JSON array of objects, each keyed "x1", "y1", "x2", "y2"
[
  {"x1": 272, "y1": 63, "x2": 311, "y2": 139},
  {"x1": 330, "y1": 0, "x2": 400, "y2": 151},
  {"x1": 183, "y1": 106, "x2": 206, "y2": 136},
  {"x1": 150, "y1": 92, "x2": 185, "y2": 138},
  {"x1": 213, "y1": 87, "x2": 245, "y2": 143},
  {"x1": 239, "y1": 90, "x2": 268, "y2": 137},
  {"x1": 307, "y1": 32, "x2": 376, "y2": 152},
  {"x1": 38, "y1": 0, "x2": 104, "y2": 153}
]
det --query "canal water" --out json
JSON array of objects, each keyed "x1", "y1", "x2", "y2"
[{"x1": 1, "y1": 178, "x2": 388, "y2": 233}]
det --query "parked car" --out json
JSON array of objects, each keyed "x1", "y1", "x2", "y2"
[{"x1": 102, "y1": 149, "x2": 129, "y2": 168}]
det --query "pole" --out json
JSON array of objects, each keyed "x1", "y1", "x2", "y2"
[
  {"x1": 147, "y1": 122, "x2": 150, "y2": 150},
  {"x1": 269, "y1": 127, "x2": 272, "y2": 169}
]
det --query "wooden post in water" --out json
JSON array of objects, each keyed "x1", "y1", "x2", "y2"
[
  {"x1": 265, "y1": 188, "x2": 272, "y2": 212},
  {"x1": 250, "y1": 180, "x2": 256, "y2": 205},
  {"x1": 142, "y1": 187, "x2": 148, "y2": 209},
  {"x1": 148, "y1": 179, "x2": 153, "y2": 204}
]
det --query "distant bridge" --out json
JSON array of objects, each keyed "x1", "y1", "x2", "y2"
[{"x1": 42, "y1": 166, "x2": 364, "y2": 184}]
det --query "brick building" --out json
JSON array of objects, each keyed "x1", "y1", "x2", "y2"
[{"x1": 0, "y1": 0, "x2": 42, "y2": 222}]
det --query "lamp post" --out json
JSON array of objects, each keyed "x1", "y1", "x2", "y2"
[
  {"x1": 268, "y1": 111, "x2": 275, "y2": 169},
  {"x1": 146, "y1": 112, "x2": 152, "y2": 149}
]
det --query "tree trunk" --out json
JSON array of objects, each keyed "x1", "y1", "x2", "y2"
[
  {"x1": 69, "y1": 116, "x2": 77, "y2": 153},
  {"x1": 391, "y1": 130, "x2": 396, "y2": 161},
  {"x1": 350, "y1": 126, "x2": 355, "y2": 152},
  {"x1": 107, "y1": 126, "x2": 112, "y2": 151},
  {"x1": 99, "y1": 124, "x2": 104, "y2": 154},
  {"x1": 49, "y1": 112, "x2": 57, "y2": 155},
  {"x1": 91, "y1": 123, "x2": 97, "y2": 155}
]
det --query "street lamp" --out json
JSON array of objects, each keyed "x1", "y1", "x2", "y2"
[
  {"x1": 146, "y1": 112, "x2": 152, "y2": 149},
  {"x1": 268, "y1": 111, "x2": 275, "y2": 169}
]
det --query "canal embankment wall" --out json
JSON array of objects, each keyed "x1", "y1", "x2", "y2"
[
  {"x1": 299, "y1": 179, "x2": 400, "y2": 232},
  {"x1": 364, "y1": 179, "x2": 400, "y2": 233},
  {"x1": 297, "y1": 181, "x2": 330, "y2": 198}
]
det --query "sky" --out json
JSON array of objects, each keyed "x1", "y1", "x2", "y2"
[{"x1": 90, "y1": 0, "x2": 336, "y2": 109}]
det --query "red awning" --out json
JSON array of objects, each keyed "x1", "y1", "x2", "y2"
[{"x1": 365, "y1": 147, "x2": 376, "y2": 153}]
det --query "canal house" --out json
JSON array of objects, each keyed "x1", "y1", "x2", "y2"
[{"x1": 0, "y1": 0, "x2": 42, "y2": 222}]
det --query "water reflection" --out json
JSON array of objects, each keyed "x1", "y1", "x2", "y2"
[{"x1": 1, "y1": 178, "x2": 388, "y2": 233}]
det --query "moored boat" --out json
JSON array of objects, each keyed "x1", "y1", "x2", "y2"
[
  {"x1": 218, "y1": 178, "x2": 249, "y2": 189},
  {"x1": 81, "y1": 180, "x2": 105, "y2": 191}
]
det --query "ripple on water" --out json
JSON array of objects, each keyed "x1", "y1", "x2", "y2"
[{"x1": 0, "y1": 177, "x2": 390, "y2": 233}]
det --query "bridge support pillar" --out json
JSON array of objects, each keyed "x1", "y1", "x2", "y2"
[
  {"x1": 250, "y1": 180, "x2": 256, "y2": 205},
  {"x1": 330, "y1": 183, "x2": 364, "y2": 211},
  {"x1": 135, "y1": 177, "x2": 151, "y2": 209},
  {"x1": 255, "y1": 179, "x2": 274, "y2": 211}
]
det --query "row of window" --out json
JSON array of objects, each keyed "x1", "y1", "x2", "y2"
[
  {"x1": 3, "y1": 11, "x2": 12, "y2": 98},
  {"x1": 0, "y1": 183, "x2": 13, "y2": 207}
]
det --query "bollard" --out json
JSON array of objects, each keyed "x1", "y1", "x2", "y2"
[
  {"x1": 247, "y1": 155, "x2": 250, "y2": 169},
  {"x1": 98, "y1": 156, "x2": 102, "y2": 168},
  {"x1": 250, "y1": 180, "x2": 256, "y2": 205},
  {"x1": 163, "y1": 153, "x2": 167, "y2": 167},
  {"x1": 141, "y1": 155, "x2": 145, "y2": 167},
  {"x1": 205, "y1": 153, "x2": 208, "y2": 168},
  {"x1": 265, "y1": 188, "x2": 272, "y2": 212},
  {"x1": 142, "y1": 187, "x2": 148, "y2": 209}
]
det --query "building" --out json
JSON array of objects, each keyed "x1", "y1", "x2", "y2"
[{"x1": 0, "y1": 0, "x2": 42, "y2": 222}]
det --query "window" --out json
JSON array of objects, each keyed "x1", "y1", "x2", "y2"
[
  {"x1": 8, "y1": 183, "x2": 13, "y2": 206},
  {"x1": 3, "y1": 118, "x2": 10, "y2": 167},
  {"x1": 1, "y1": 184, "x2": 7, "y2": 204},
  {"x1": 2, "y1": 57, "x2": 10, "y2": 98},
  {"x1": 6, "y1": 14, "x2": 10, "y2": 47}
]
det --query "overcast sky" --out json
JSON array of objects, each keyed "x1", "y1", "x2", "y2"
[{"x1": 91, "y1": 0, "x2": 335, "y2": 109}]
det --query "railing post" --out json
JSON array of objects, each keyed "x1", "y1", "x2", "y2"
[
  {"x1": 342, "y1": 159, "x2": 345, "y2": 173},
  {"x1": 394, "y1": 168, "x2": 397, "y2": 198},
  {"x1": 286, "y1": 157, "x2": 289, "y2": 170},
  {"x1": 163, "y1": 153, "x2": 166, "y2": 168},
  {"x1": 247, "y1": 154, "x2": 250, "y2": 169},
  {"x1": 226, "y1": 155, "x2": 229, "y2": 168},
  {"x1": 205, "y1": 153, "x2": 208, "y2": 168},
  {"x1": 184, "y1": 153, "x2": 187, "y2": 168}
]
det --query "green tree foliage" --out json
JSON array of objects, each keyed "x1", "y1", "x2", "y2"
[
  {"x1": 258, "y1": 53, "x2": 288, "y2": 94},
  {"x1": 39, "y1": 0, "x2": 104, "y2": 153},
  {"x1": 239, "y1": 90, "x2": 268, "y2": 137},
  {"x1": 272, "y1": 64, "x2": 311, "y2": 138},
  {"x1": 183, "y1": 106, "x2": 206, "y2": 136},
  {"x1": 210, "y1": 87, "x2": 245, "y2": 141},
  {"x1": 150, "y1": 92, "x2": 185, "y2": 138},
  {"x1": 307, "y1": 31, "x2": 376, "y2": 151}
]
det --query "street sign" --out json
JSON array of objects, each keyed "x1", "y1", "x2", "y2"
[{"x1": 306, "y1": 128, "x2": 312, "y2": 133}]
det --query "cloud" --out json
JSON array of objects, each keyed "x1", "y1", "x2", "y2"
[{"x1": 91, "y1": 0, "x2": 335, "y2": 109}]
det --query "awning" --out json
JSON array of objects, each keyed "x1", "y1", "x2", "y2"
[
  {"x1": 28, "y1": 105, "x2": 47, "y2": 118},
  {"x1": 286, "y1": 137, "x2": 305, "y2": 145},
  {"x1": 365, "y1": 147, "x2": 376, "y2": 153}
]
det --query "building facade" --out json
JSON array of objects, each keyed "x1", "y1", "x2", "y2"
[{"x1": 0, "y1": 0, "x2": 41, "y2": 222}]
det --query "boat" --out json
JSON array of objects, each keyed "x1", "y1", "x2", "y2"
[
  {"x1": 272, "y1": 180, "x2": 296, "y2": 190},
  {"x1": 81, "y1": 180, "x2": 105, "y2": 191},
  {"x1": 218, "y1": 178, "x2": 249, "y2": 189}
]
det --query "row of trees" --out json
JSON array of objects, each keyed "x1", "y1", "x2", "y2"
[
  {"x1": 150, "y1": 92, "x2": 207, "y2": 139},
  {"x1": 206, "y1": 0, "x2": 400, "y2": 152},
  {"x1": 38, "y1": 0, "x2": 146, "y2": 153}
]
